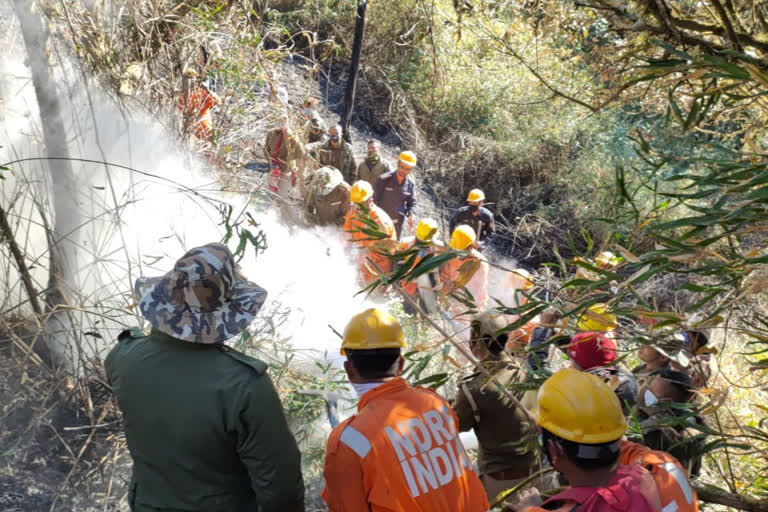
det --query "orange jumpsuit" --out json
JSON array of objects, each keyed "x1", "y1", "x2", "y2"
[
  {"x1": 344, "y1": 204, "x2": 397, "y2": 285},
  {"x1": 441, "y1": 249, "x2": 489, "y2": 311},
  {"x1": 619, "y1": 440, "x2": 699, "y2": 512},
  {"x1": 506, "y1": 319, "x2": 539, "y2": 351},
  {"x1": 177, "y1": 86, "x2": 220, "y2": 142},
  {"x1": 521, "y1": 442, "x2": 697, "y2": 512},
  {"x1": 397, "y1": 237, "x2": 445, "y2": 298},
  {"x1": 322, "y1": 378, "x2": 489, "y2": 512}
]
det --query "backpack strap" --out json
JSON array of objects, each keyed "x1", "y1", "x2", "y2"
[
  {"x1": 270, "y1": 130, "x2": 285, "y2": 168},
  {"x1": 460, "y1": 383, "x2": 481, "y2": 424}
]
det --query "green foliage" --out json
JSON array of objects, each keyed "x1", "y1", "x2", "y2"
[{"x1": 219, "y1": 205, "x2": 268, "y2": 262}]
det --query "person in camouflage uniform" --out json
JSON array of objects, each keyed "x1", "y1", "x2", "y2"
[
  {"x1": 302, "y1": 97, "x2": 327, "y2": 144},
  {"x1": 105, "y1": 243, "x2": 305, "y2": 512},
  {"x1": 634, "y1": 367, "x2": 707, "y2": 477},
  {"x1": 356, "y1": 140, "x2": 392, "y2": 185},
  {"x1": 452, "y1": 310, "x2": 546, "y2": 502},
  {"x1": 307, "y1": 124, "x2": 357, "y2": 184},
  {"x1": 304, "y1": 166, "x2": 350, "y2": 226}
]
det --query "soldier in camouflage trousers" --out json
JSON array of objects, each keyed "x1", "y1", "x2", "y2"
[{"x1": 105, "y1": 243, "x2": 305, "y2": 512}]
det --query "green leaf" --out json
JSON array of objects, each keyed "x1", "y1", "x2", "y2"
[
  {"x1": 406, "y1": 252, "x2": 458, "y2": 281},
  {"x1": 668, "y1": 90, "x2": 685, "y2": 126},
  {"x1": 682, "y1": 98, "x2": 699, "y2": 131},
  {"x1": 651, "y1": 39, "x2": 693, "y2": 61},
  {"x1": 412, "y1": 372, "x2": 449, "y2": 389}
]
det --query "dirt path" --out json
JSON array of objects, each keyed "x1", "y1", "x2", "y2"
[{"x1": 236, "y1": 55, "x2": 444, "y2": 233}]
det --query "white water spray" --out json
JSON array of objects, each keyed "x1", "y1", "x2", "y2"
[{"x1": 0, "y1": 36, "x2": 377, "y2": 373}]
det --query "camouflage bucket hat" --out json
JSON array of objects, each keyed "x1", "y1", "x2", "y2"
[
  {"x1": 314, "y1": 166, "x2": 344, "y2": 196},
  {"x1": 135, "y1": 243, "x2": 267, "y2": 344}
]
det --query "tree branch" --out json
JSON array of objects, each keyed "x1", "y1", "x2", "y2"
[
  {"x1": 589, "y1": 0, "x2": 768, "y2": 53},
  {"x1": 484, "y1": 27, "x2": 598, "y2": 112},
  {"x1": 0, "y1": 202, "x2": 54, "y2": 367},
  {"x1": 0, "y1": 203, "x2": 43, "y2": 317},
  {"x1": 671, "y1": 16, "x2": 768, "y2": 53},
  {"x1": 695, "y1": 484, "x2": 768, "y2": 512},
  {"x1": 709, "y1": 0, "x2": 743, "y2": 51}
]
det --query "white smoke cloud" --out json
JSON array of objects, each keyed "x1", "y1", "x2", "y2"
[{"x1": 0, "y1": 31, "x2": 378, "y2": 371}]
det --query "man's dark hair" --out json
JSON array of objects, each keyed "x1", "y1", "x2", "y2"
[
  {"x1": 658, "y1": 367, "x2": 693, "y2": 402},
  {"x1": 345, "y1": 348, "x2": 401, "y2": 379},
  {"x1": 542, "y1": 429, "x2": 621, "y2": 471}
]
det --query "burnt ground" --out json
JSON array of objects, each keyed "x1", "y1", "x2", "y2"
[{"x1": 0, "y1": 333, "x2": 131, "y2": 512}]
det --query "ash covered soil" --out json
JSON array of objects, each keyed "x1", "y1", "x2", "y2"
[
  {"x1": 228, "y1": 55, "x2": 445, "y2": 225},
  {"x1": 0, "y1": 336, "x2": 130, "y2": 512}
]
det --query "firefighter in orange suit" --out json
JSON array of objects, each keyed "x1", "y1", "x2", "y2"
[
  {"x1": 441, "y1": 224, "x2": 489, "y2": 311},
  {"x1": 322, "y1": 308, "x2": 489, "y2": 512},
  {"x1": 507, "y1": 369, "x2": 697, "y2": 512},
  {"x1": 397, "y1": 218, "x2": 445, "y2": 313},
  {"x1": 178, "y1": 68, "x2": 220, "y2": 143},
  {"x1": 619, "y1": 440, "x2": 699, "y2": 512},
  {"x1": 343, "y1": 181, "x2": 397, "y2": 285}
]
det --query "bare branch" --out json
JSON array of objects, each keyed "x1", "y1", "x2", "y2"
[
  {"x1": 0, "y1": 203, "x2": 43, "y2": 317},
  {"x1": 709, "y1": 0, "x2": 743, "y2": 51},
  {"x1": 695, "y1": 484, "x2": 768, "y2": 512}
]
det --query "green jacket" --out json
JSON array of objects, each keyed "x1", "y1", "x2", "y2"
[
  {"x1": 307, "y1": 140, "x2": 357, "y2": 184},
  {"x1": 105, "y1": 329, "x2": 305, "y2": 512},
  {"x1": 356, "y1": 156, "x2": 392, "y2": 185},
  {"x1": 305, "y1": 183, "x2": 350, "y2": 226},
  {"x1": 451, "y1": 353, "x2": 536, "y2": 476}
]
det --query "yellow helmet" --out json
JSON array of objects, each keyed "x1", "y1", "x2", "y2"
[
  {"x1": 450, "y1": 224, "x2": 476, "y2": 250},
  {"x1": 415, "y1": 218, "x2": 439, "y2": 242},
  {"x1": 535, "y1": 368, "x2": 627, "y2": 444},
  {"x1": 183, "y1": 67, "x2": 199, "y2": 78},
  {"x1": 399, "y1": 151, "x2": 417, "y2": 167},
  {"x1": 341, "y1": 308, "x2": 407, "y2": 355},
  {"x1": 576, "y1": 303, "x2": 617, "y2": 332},
  {"x1": 467, "y1": 189, "x2": 485, "y2": 203},
  {"x1": 349, "y1": 180, "x2": 374, "y2": 203}
]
